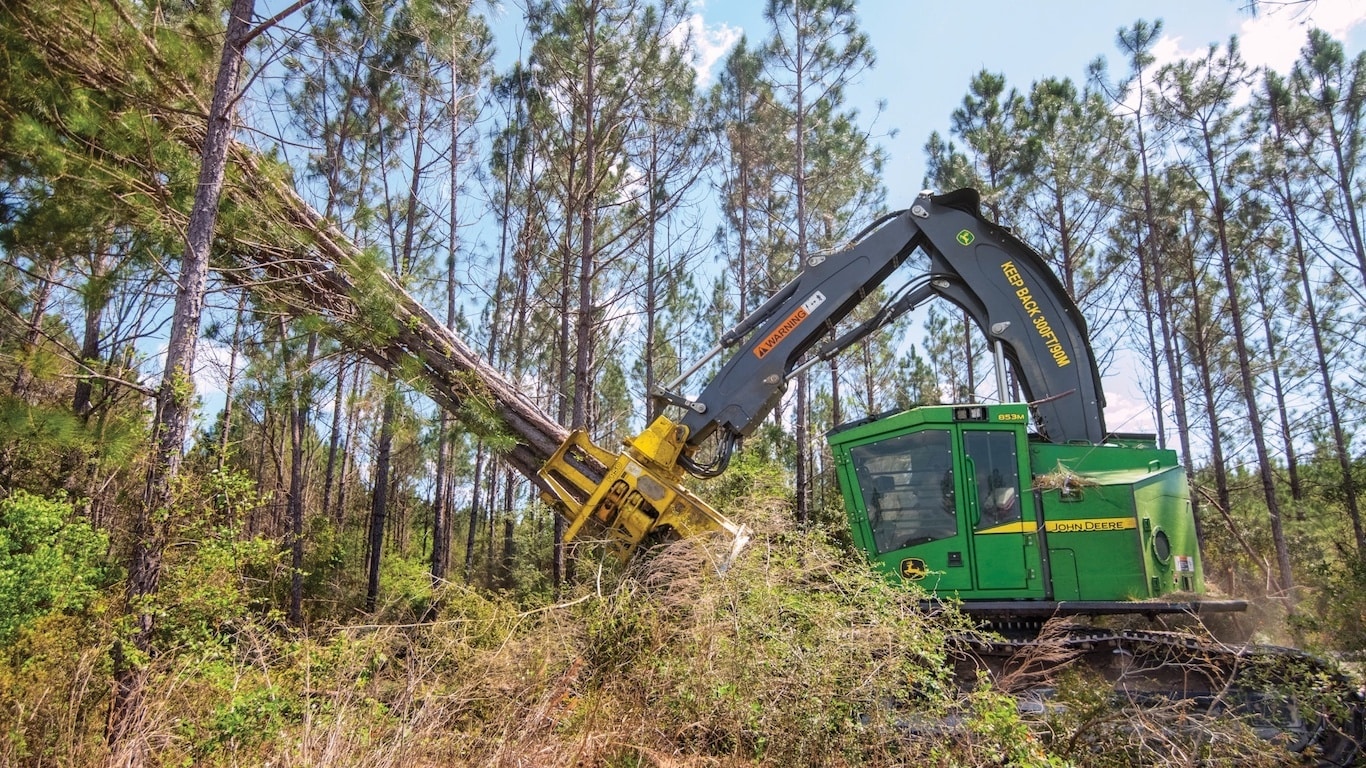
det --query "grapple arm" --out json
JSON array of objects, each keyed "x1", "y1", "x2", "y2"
[{"x1": 539, "y1": 415, "x2": 750, "y2": 563}]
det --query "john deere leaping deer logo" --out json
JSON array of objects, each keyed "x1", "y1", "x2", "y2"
[{"x1": 899, "y1": 557, "x2": 928, "y2": 581}]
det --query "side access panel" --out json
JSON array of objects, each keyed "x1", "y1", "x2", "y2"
[
  {"x1": 1030, "y1": 442, "x2": 1204, "y2": 600},
  {"x1": 1034, "y1": 479, "x2": 1150, "y2": 600}
]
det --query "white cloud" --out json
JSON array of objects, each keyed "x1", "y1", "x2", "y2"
[
  {"x1": 669, "y1": 12, "x2": 741, "y2": 88},
  {"x1": 1148, "y1": 34, "x2": 1187, "y2": 72},
  {"x1": 1101, "y1": 382, "x2": 1158, "y2": 436},
  {"x1": 1151, "y1": 0, "x2": 1366, "y2": 77},
  {"x1": 191, "y1": 337, "x2": 237, "y2": 432},
  {"x1": 1238, "y1": 0, "x2": 1366, "y2": 73},
  {"x1": 1112, "y1": 1, "x2": 1366, "y2": 115},
  {"x1": 194, "y1": 336, "x2": 236, "y2": 396}
]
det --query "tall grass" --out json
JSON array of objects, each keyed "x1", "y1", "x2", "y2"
[{"x1": 1, "y1": 515, "x2": 1340, "y2": 766}]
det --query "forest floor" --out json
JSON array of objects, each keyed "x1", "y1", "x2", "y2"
[{"x1": 6, "y1": 517, "x2": 1360, "y2": 768}]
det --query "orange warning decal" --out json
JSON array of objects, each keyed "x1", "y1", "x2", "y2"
[{"x1": 754, "y1": 291, "x2": 826, "y2": 359}]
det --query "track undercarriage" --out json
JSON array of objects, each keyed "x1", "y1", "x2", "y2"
[{"x1": 947, "y1": 611, "x2": 1364, "y2": 765}]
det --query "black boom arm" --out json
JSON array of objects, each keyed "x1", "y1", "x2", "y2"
[{"x1": 667, "y1": 188, "x2": 1107, "y2": 459}]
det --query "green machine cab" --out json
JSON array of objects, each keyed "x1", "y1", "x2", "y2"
[{"x1": 829, "y1": 403, "x2": 1206, "y2": 610}]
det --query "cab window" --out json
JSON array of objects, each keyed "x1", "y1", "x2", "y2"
[
  {"x1": 850, "y1": 429, "x2": 957, "y2": 553},
  {"x1": 963, "y1": 430, "x2": 1021, "y2": 529}
]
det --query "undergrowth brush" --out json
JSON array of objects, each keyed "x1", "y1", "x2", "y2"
[
  {"x1": 1, "y1": 520, "x2": 1066, "y2": 766},
  {"x1": 1, "y1": 505, "x2": 1350, "y2": 766}
]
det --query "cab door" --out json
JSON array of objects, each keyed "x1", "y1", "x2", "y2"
[
  {"x1": 960, "y1": 427, "x2": 1043, "y2": 594},
  {"x1": 844, "y1": 428, "x2": 973, "y2": 592}
]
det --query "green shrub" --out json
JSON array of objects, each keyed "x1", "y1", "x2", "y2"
[
  {"x1": 146, "y1": 467, "x2": 282, "y2": 652},
  {"x1": 0, "y1": 490, "x2": 109, "y2": 643},
  {"x1": 1293, "y1": 549, "x2": 1366, "y2": 654}
]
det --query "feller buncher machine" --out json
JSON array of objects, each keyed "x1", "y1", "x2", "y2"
[
  {"x1": 537, "y1": 188, "x2": 1364, "y2": 763},
  {"x1": 541, "y1": 187, "x2": 1213, "y2": 607}
]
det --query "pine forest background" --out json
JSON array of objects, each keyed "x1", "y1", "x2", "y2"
[{"x1": 2, "y1": 0, "x2": 1366, "y2": 765}]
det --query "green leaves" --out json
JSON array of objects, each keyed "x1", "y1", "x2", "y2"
[{"x1": 0, "y1": 491, "x2": 109, "y2": 644}]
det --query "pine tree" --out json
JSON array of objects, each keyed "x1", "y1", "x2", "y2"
[
  {"x1": 1162, "y1": 176, "x2": 1240, "y2": 570},
  {"x1": 1266, "y1": 63, "x2": 1365, "y2": 554},
  {"x1": 1155, "y1": 37, "x2": 1294, "y2": 593},
  {"x1": 1291, "y1": 29, "x2": 1366, "y2": 297},
  {"x1": 710, "y1": 38, "x2": 782, "y2": 324},
  {"x1": 116, "y1": 0, "x2": 259, "y2": 754},
  {"x1": 760, "y1": 0, "x2": 876, "y2": 526},
  {"x1": 627, "y1": 0, "x2": 709, "y2": 425},
  {"x1": 1014, "y1": 77, "x2": 1122, "y2": 311},
  {"x1": 1096, "y1": 20, "x2": 1194, "y2": 458}
]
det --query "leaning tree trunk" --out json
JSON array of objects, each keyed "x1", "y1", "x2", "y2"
[{"x1": 14, "y1": 0, "x2": 593, "y2": 530}]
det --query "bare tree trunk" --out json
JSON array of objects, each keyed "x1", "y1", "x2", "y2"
[
  {"x1": 498, "y1": 465, "x2": 516, "y2": 586},
  {"x1": 486, "y1": 463, "x2": 502, "y2": 585},
  {"x1": 571, "y1": 9, "x2": 598, "y2": 437},
  {"x1": 551, "y1": 168, "x2": 576, "y2": 590},
  {"x1": 830, "y1": 355, "x2": 842, "y2": 426},
  {"x1": 321, "y1": 358, "x2": 347, "y2": 526},
  {"x1": 463, "y1": 441, "x2": 485, "y2": 583},
  {"x1": 286, "y1": 324, "x2": 317, "y2": 625},
  {"x1": 962, "y1": 314, "x2": 976, "y2": 400},
  {"x1": 336, "y1": 362, "x2": 364, "y2": 530},
  {"x1": 73, "y1": 246, "x2": 108, "y2": 419},
  {"x1": 1124, "y1": 44, "x2": 1196, "y2": 514},
  {"x1": 432, "y1": 81, "x2": 462, "y2": 586},
  {"x1": 791, "y1": 0, "x2": 810, "y2": 528},
  {"x1": 500, "y1": 515, "x2": 515, "y2": 590},
  {"x1": 432, "y1": 417, "x2": 451, "y2": 582},
  {"x1": 1201, "y1": 133, "x2": 1293, "y2": 594},
  {"x1": 1250, "y1": 265, "x2": 1302, "y2": 503},
  {"x1": 109, "y1": 0, "x2": 255, "y2": 755},
  {"x1": 1134, "y1": 153, "x2": 1199, "y2": 537},
  {"x1": 1180, "y1": 220, "x2": 1234, "y2": 525},
  {"x1": 553, "y1": 102, "x2": 581, "y2": 593},
  {"x1": 214, "y1": 292, "x2": 247, "y2": 470},
  {"x1": 365, "y1": 377, "x2": 397, "y2": 612},
  {"x1": 644, "y1": 140, "x2": 661, "y2": 422},
  {"x1": 1131, "y1": 217, "x2": 1168, "y2": 449},
  {"x1": 795, "y1": 372, "x2": 810, "y2": 526}
]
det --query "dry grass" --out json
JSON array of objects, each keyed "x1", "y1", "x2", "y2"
[
  {"x1": 4, "y1": 524, "x2": 1349, "y2": 766},
  {"x1": 1031, "y1": 462, "x2": 1098, "y2": 492},
  {"x1": 0, "y1": 526, "x2": 982, "y2": 767}
]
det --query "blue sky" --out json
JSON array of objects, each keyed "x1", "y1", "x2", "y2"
[{"x1": 682, "y1": 0, "x2": 1366, "y2": 208}]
